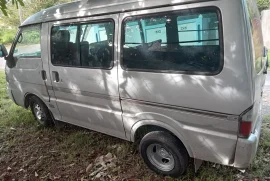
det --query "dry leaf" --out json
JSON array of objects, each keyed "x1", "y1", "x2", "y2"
[{"x1": 86, "y1": 163, "x2": 93, "y2": 173}]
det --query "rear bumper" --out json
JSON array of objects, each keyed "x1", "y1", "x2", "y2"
[{"x1": 233, "y1": 114, "x2": 262, "y2": 168}]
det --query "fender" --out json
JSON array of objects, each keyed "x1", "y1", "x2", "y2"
[
  {"x1": 24, "y1": 92, "x2": 48, "y2": 108},
  {"x1": 130, "y1": 119, "x2": 194, "y2": 158}
]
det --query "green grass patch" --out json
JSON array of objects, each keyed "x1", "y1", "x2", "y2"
[
  {"x1": 0, "y1": 71, "x2": 34, "y2": 127},
  {"x1": 264, "y1": 115, "x2": 270, "y2": 123},
  {"x1": 0, "y1": 29, "x2": 17, "y2": 45},
  {"x1": 250, "y1": 116, "x2": 270, "y2": 178}
]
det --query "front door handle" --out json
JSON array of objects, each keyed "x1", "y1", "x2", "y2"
[
  {"x1": 52, "y1": 71, "x2": 60, "y2": 82},
  {"x1": 41, "y1": 70, "x2": 47, "y2": 80}
]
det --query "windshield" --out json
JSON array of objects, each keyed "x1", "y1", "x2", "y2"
[{"x1": 13, "y1": 25, "x2": 41, "y2": 58}]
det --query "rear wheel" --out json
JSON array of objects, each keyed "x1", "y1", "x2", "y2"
[
  {"x1": 139, "y1": 131, "x2": 188, "y2": 177},
  {"x1": 29, "y1": 96, "x2": 53, "y2": 127}
]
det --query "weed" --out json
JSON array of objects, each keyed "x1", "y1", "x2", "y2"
[{"x1": 0, "y1": 71, "x2": 34, "y2": 127}]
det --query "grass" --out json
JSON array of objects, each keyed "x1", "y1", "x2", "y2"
[
  {"x1": 0, "y1": 71, "x2": 33, "y2": 127},
  {"x1": 0, "y1": 70, "x2": 270, "y2": 180},
  {"x1": 250, "y1": 116, "x2": 270, "y2": 178}
]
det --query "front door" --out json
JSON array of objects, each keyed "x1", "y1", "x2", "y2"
[
  {"x1": 6, "y1": 24, "x2": 51, "y2": 108},
  {"x1": 48, "y1": 15, "x2": 126, "y2": 139}
]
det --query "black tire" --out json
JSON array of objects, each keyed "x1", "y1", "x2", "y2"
[
  {"x1": 29, "y1": 96, "x2": 53, "y2": 127},
  {"x1": 139, "y1": 131, "x2": 188, "y2": 178}
]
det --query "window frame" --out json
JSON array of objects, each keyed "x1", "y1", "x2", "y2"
[
  {"x1": 50, "y1": 18, "x2": 115, "y2": 70},
  {"x1": 11, "y1": 24, "x2": 42, "y2": 59},
  {"x1": 120, "y1": 6, "x2": 224, "y2": 76}
]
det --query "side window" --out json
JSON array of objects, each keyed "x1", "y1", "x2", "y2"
[
  {"x1": 51, "y1": 25, "x2": 80, "y2": 66},
  {"x1": 51, "y1": 21, "x2": 114, "y2": 69},
  {"x1": 13, "y1": 25, "x2": 41, "y2": 58},
  {"x1": 124, "y1": 21, "x2": 142, "y2": 47},
  {"x1": 81, "y1": 22, "x2": 113, "y2": 68},
  {"x1": 122, "y1": 8, "x2": 222, "y2": 74},
  {"x1": 178, "y1": 13, "x2": 219, "y2": 46},
  {"x1": 247, "y1": 0, "x2": 264, "y2": 73},
  {"x1": 144, "y1": 18, "x2": 167, "y2": 44}
]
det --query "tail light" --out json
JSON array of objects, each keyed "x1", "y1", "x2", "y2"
[
  {"x1": 239, "y1": 107, "x2": 253, "y2": 138},
  {"x1": 239, "y1": 121, "x2": 252, "y2": 138}
]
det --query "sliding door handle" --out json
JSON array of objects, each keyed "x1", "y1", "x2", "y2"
[
  {"x1": 41, "y1": 70, "x2": 47, "y2": 80},
  {"x1": 52, "y1": 71, "x2": 60, "y2": 82}
]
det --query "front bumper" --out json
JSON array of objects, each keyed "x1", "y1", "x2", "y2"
[{"x1": 233, "y1": 115, "x2": 262, "y2": 168}]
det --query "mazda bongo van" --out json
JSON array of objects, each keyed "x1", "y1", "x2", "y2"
[{"x1": 0, "y1": 0, "x2": 268, "y2": 177}]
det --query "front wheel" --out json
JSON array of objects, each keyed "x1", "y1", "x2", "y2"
[
  {"x1": 29, "y1": 96, "x2": 53, "y2": 127},
  {"x1": 139, "y1": 131, "x2": 188, "y2": 178}
]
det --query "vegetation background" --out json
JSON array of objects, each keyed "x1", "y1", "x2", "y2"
[{"x1": 0, "y1": 0, "x2": 72, "y2": 46}]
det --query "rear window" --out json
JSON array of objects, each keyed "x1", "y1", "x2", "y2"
[
  {"x1": 121, "y1": 7, "x2": 223, "y2": 74},
  {"x1": 246, "y1": 0, "x2": 264, "y2": 73}
]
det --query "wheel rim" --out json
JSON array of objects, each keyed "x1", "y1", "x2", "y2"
[
  {"x1": 146, "y1": 143, "x2": 175, "y2": 172},
  {"x1": 33, "y1": 103, "x2": 44, "y2": 123}
]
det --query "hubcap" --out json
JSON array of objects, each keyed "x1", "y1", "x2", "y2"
[
  {"x1": 34, "y1": 103, "x2": 44, "y2": 122},
  {"x1": 146, "y1": 144, "x2": 175, "y2": 172}
]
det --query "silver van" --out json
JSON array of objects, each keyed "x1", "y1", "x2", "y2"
[{"x1": 0, "y1": 0, "x2": 268, "y2": 177}]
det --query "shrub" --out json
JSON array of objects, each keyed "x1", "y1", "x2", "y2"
[{"x1": 0, "y1": 29, "x2": 17, "y2": 45}]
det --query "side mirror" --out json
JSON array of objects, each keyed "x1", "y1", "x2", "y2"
[{"x1": 0, "y1": 44, "x2": 8, "y2": 58}]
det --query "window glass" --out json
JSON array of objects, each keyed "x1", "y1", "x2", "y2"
[
  {"x1": 178, "y1": 13, "x2": 219, "y2": 46},
  {"x1": 124, "y1": 21, "x2": 142, "y2": 47},
  {"x1": 51, "y1": 25, "x2": 80, "y2": 66},
  {"x1": 14, "y1": 25, "x2": 41, "y2": 58},
  {"x1": 122, "y1": 9, "x2": 222, "y2": 74},
  {"x1": 51, "y1": 21, "x2": 114, "y2": 68},
  {"x1": 81, "y1": 22, "x2": 113, "y2": 68},
  {"x1": 247, "y1": 0, "x2": 264, "y2": 73}
]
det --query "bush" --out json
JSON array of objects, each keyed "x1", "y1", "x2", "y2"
[
  {"x1": 257, "y1": 0, "x2": 270, "y2": 11},
  {"x1": 22, "y1": 31, "x2": 40, "y2": 44},
  {"x1": 0, "y1": 29, "x2": 17, "y2": 45}
]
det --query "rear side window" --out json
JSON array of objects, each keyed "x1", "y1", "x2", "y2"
[
  {"x1": 13, "y1": 25, "x2": 41, "y2": 58},
  {"x1": 122, "y1": 7, "x2": 223, "y2": 74},
  {"x1": 246, "y1": 0, "x2": 264, "y2": 73},
  {"x1": 51, "y1": 20, "x2": 114, "y2": 69}
]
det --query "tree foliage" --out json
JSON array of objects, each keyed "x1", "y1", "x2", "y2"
[
  {"x1": 0, "y1": 0, "x2": 24, "y2": 16},
  {"x1": 0, "y1": 0, "x2": 72, "y2": 44},
  {"x1": 257, "y1": 0, "x2": 270, "y2": 11}
]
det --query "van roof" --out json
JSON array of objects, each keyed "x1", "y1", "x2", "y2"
[{"x1": 21, "y1": 0, "x2": 217, "y2": 26}]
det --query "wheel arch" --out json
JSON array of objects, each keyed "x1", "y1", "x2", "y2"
[
  {"x1": 131, "y1": 120, "x2": 194, "y2": 157},
  {"x1": 24, "y1": 92, "x2": 43, "y2": 108}
]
